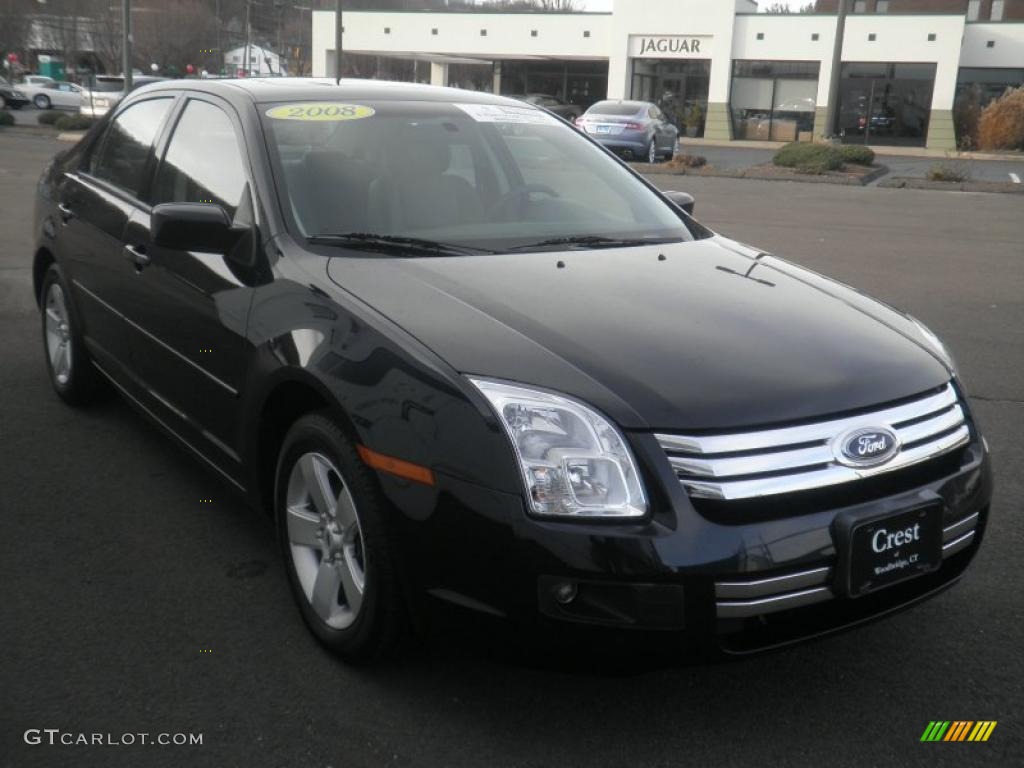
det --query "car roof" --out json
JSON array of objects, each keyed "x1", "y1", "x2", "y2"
[{"x1": 136, "y1": 77, "x2": 533, "y2": 107}]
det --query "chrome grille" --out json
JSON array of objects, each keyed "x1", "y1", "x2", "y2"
[{"x1": 656, "y1": 383, "x2": 969, "y2": 501}]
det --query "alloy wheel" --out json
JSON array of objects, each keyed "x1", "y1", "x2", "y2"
[
  {"x1": 647, "y1": 139, "x2": 657, "y2": 164},
  {"x1": 285, "y1": 452, "x2": 366, "y2": 629},
  {"x1": 44, "y1": 282, "x2": 73, "y2": 386}
]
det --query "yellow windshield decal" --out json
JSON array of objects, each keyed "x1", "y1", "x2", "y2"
[{"x1": 265, "y1": 103, "x2": 375, "y2": 121}]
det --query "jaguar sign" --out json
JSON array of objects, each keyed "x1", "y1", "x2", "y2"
[{"x1": 630, "y1": 35, "x2": 712, "y2": 59}]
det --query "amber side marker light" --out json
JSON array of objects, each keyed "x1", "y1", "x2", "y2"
[{"x1": 357, "y1": 445, "x2": 435, "y2": 486}]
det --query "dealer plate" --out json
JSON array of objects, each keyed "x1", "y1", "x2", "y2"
[{"x1": 846, "y1": 505, "x2": 943, "y2": 597}]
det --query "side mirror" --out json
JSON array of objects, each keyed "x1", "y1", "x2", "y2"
[
  {"x1": 151, "y1": 203, "x2": 240, "y2": 253},
  {"x1": 664, "y1": 190, "x2": 695, "y2": 215}
]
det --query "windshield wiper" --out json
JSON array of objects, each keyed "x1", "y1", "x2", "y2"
[
  {"x1": 307, "y1": 232, "x2": 494, "y2": 256},
  {"x1": 508, "y1": 235, "x2": 680, "y2": 251}
]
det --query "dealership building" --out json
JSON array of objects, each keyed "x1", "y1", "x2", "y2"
[{"x1": 310, "y1": 0, "x2": 1024, "y2": 149}]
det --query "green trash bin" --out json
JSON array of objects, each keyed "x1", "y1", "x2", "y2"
[{"x1": 37, "y1": 55, "x2": 65, "y2": 81}]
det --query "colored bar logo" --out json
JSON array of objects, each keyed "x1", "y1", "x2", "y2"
[{"x1": 920, "y1": 721, "x2": 997, "y2": 742}]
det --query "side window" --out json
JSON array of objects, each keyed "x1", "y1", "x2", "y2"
[
  {"x1": 649, "y1": 106, "x2": 660, "y2": 120},
  {"x1": 153, "y1": 99, "x2": 247, "y2": 216},
  {"x1": 88, "y1": 98, "x2": 173, "y2": 196}
]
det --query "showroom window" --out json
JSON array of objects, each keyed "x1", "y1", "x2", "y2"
[
  {"x1": 836, "y1": 62, "x2": 936, "y2": 147},
  {"x1": 629, "y1": 58, "x2": 710, "y2": 137},
  {"x1": 730, "y1": 60, "x2": 819, "y2": 142}
]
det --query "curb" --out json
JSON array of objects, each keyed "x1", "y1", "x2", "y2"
[
  {"x1": 680, "y1": 137, "x2": 1024, "y2": 163},
  {"x1": 878, "y1": 177, "x2": 1024, "y2": 194},
  {"x1": 632, "y1": 162, "x2": 888, "y2": 186},
  {"x1": 57, "y1": 131, "x2": 87, "y2": 143}
]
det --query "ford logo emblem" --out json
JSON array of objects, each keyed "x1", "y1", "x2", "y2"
[{"x1": 835, "y1": 427, "x2": 901, "y2": 468}]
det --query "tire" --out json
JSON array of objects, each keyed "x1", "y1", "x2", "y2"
[
  {"x1": 34, "y1": 94, "x2": 51, "y2": 110},
  {"x1": 275, "y1": 412, "x2": 407, "y2": 663},
  {"x1": 647, "y1": 138, "x2": 658, "y2": 164},
  {"x1": 40, "y1": 264, "x2": 106, "y2": 406}
]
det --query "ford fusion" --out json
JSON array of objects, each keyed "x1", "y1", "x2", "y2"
[{"x1": 32, "y1": 79, "x2": 991, "y2": 661}]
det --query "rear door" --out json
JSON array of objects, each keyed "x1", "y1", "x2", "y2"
[
  {"x1": 121, "y1": 94, "x2": 257, "y2": 471},
  {"x1": 58, "y1": 95, "x2": 175, "y2": 377}
]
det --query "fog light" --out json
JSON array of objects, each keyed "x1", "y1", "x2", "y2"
[{"x1": 553, "y1": 582, "x2": 578, "y2": 604}]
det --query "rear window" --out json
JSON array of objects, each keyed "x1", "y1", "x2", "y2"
[
  {"x1": 587, "y1": 102, "x2": 643, "y2": 116},
  {"x1": 91, "y1": 78, "x2": 124, "y2": 92}
]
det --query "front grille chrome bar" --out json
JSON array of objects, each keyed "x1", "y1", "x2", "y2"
[{"x1": 657, "y1": 383, "x2": 969, "y2": 501}]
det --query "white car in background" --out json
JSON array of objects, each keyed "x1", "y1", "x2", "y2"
[{"x1": 19, "y1": 80, "x2": 82, "y2": 110}]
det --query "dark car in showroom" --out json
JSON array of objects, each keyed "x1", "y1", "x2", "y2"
[
  {"x1": 32, "y1": 78, "x2": 991, "y2": 663},
  {"x1": 510, "y1": 93, "x2": 583, "y2": 122},
  {"x1": 576, "y1": 99, "x2": 679, "y2": 163}
]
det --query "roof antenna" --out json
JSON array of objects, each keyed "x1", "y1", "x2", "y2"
[{"x1": 335, "y1": 0, "x2": 343, "y2": 85}]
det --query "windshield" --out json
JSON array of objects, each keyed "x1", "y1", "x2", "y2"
[
  {"x1": 261, "y1": 99, "x2": 696, "y2": 254},
  {"x1": 586, "y1": 102, "x2": 643, "y2": 116}
]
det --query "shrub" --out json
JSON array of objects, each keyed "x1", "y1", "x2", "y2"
[
  {"x1": 773, "y1": 142, "x2": 843, "y2": 174},
  {"x1": 977, "y1": 86, "x2": 1024, "y2": 151},
  {"x1": 837, "y1": 144, "x2": 875, "y2": 165},
  {"x1": 665, "y1": 152, "x2": 707, "y2": 169},
  {"x1": 953, "y1": 83, "x2": 982, "y2": 150},
  {"x1": 0, "y1": 110, "x2": 14, "y2": 127},
  {"x1": 36, "y1": 110, "x2": 62, "y2": 125},
  {"x1": 927, "y1": 163, "x2": 969, "y2": 183},
  {"x1": 53, "y1": 114, "x2": 95, "y2": 131}
]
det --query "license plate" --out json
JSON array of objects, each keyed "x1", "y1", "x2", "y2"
[
  {"x1": 595, "y1": 125, "x2": 611, "y2": 134},
  {"x1": 842, "y1": 505, "x2": 943, "y2": 597}
]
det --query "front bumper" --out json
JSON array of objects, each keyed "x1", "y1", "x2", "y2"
[{"x1": 398, "y1": 428, "x2": 991, "y2": 654}]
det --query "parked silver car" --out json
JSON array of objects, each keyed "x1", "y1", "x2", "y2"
[
  {"x1": 20, "y1": 80, "x2": 82, "y2": 110},
  {"x1": 576, "y1": 99, "x2": 679, "y2": 163},
  {"x1": 79, "y1": 75, "x2": 167, "y2": 117}
]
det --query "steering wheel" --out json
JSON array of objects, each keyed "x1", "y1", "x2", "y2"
[{"x1": 488, "y1": 184, "x2": 559, "y2": 220}]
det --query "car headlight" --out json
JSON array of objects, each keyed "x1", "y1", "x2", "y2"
[
  {"x1": 909, "y1": 316, "x2": 958, "y2": 374},
  {"x1": 469, "y1": 378, "x2": 647, "y2": 519},
  {"x1": 14, "y1": 90, "x2": 26, "y2": 98}
]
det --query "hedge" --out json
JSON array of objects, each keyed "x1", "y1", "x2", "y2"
[
  {"x1": 0, "y1": 111, "x2": 14, "y2": 127},
  {"x1": 53, "y1": 114, "x2": 95, "y2": 131},
  {"x1": 837, "y1": 144, "x2": 875, "y2": 165},
  {"x1": 37, "y1": 110, "x2": 62, "y2": 125},
  {"x1": 773, "y1": 142, "x2": 843, "y2": 174}
]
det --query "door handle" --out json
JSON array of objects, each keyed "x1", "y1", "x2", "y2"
[
  {"x1": 124, "y1": 244, "x2": 151, "y2": 269},
  {"x1": 57, "y1": 202, "x2": 75, "y2": 222}
]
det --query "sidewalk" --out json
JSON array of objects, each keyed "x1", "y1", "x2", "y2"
[{"x1": 681, "y1": 136, "x2": 1024, "y2": 163}]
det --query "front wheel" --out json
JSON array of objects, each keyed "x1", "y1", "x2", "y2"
[
  {"x1": 34, "y1": 94, "x2": 51, "y2": 110},
  {"x1": 40, "y1": 264, "x2": 106, "y2": 405},
  {"x1": 275, "y1": 413, "x2": 408, "y2": 662}
]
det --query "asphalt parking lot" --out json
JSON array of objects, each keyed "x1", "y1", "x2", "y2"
[{"x1": 1, "y1": 129, "x2": 1021, "y2": 768}]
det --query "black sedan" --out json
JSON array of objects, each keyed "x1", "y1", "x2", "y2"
[{"x1": 32, "y1": 78, "x2": 991, "y2": 662}]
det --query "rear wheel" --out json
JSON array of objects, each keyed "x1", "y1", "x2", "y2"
[
  {"x1": 34, "y1": 94, "x2": 51, "y2": 110},
  {"x1": 40, "y1": 264, "x2": 106, "y2": 405},
  {"x1": 647, "y1": 138, "x2": 658, "y2": 164},
  {"x1": 275, "y1": 413, "x2": 407, "y2": 662}
]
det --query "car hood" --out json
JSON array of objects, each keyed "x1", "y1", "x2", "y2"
[{"x1": 323, "y1": 237, "x2": 951, "y2": 431}]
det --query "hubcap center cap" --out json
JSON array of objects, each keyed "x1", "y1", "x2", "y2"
[{"x1": 324, "y1": 522, "x2": 345, "y2": 555}]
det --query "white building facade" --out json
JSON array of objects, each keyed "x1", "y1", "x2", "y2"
[{"x1": 310, "y1": 1, "x2": 1024, "y2": 149}]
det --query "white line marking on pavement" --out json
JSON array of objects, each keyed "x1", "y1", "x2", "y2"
[{"x1": 1010, "y1": 173, "x2": 1021, "y2": 184}]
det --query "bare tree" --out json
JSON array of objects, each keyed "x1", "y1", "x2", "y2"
[{"x1": 133, "y1": 0, "x2": 217, "y2": 75}]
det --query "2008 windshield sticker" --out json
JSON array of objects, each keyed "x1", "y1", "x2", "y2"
[
  {"x1": 265, "y1": 103, "x2": 375, "y2": 121},
  {"x1": 456, "y1": 103, "x2": 558, "y2": 125}
]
